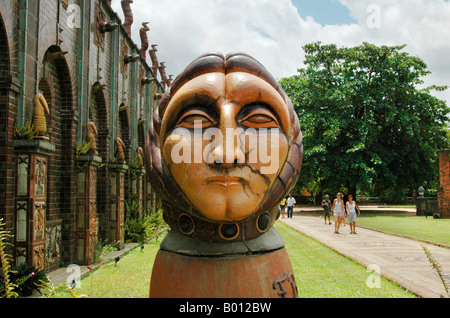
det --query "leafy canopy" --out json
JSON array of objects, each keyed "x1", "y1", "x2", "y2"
[{"x1": 280, "y1": 42, "x2": 449, "y2": 201}]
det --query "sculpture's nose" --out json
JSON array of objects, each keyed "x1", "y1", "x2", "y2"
[
  {"x1": 209, "y1": 103, "x2": 245, "y2": 168},
  {"x1": 210, "y1": 140, "x2": 245, "y2": 168}
]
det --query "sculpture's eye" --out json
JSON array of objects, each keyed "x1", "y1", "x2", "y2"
[
  {"x1": 238, "y1": 105, "x2": 280, "y2": 129},
  {"x1": 176, "y1": 109, "x2": 217, "y2": 129}
]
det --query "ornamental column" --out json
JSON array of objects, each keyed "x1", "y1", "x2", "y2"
[
  {"x1": 75, "y1": 154, "x2": 102, "y2": 264},
  {"x1": 131, "y1": 167, "x2": 145, "y2": 219},
  {"x1": 14, "y1": 139, "x2": 55, "y2": 270},
  {"x1": 109, "y1": 163, "x2": 128, "y2": 249}
]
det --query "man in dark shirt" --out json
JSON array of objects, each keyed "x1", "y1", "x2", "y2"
[{"x1": 321, "y1": 195, "x2": 332, "y2": 225}]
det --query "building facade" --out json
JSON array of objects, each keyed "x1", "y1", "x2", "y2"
[
  {"x1": 438, "y1": 149, "x2": 450, "y2": 219},
  {"x1": 0, "y1": 0, "x2": 166, "y2": 270}
]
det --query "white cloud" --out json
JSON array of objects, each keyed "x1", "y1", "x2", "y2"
[
  {"x1": 111, "y1": 0, "x2": 450, "y2": 106},
  {"x1": 337, "y1": 0, "x2": 450, "y2": 103},
  {"x1": 112, "y1": 0, "x2": 311, "y2": 79}
]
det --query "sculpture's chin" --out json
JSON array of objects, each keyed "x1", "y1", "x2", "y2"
[{"x1": 183, "y1": 183, "x2": 262, "y2": 222}]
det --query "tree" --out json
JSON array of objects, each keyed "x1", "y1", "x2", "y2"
[{"x1": 280, "y1": 42, "x2": 450, "y2": 202}]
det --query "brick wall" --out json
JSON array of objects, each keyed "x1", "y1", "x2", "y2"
[
  {"x1": 0, "y1": 1, "x2": 19, "y2": 242},
  {"x1": 0, "y1": 0, "x2": 163, "y2": 267},
  {"x1": 438, "y1": 150, "x2": 450, "y2": 218}
]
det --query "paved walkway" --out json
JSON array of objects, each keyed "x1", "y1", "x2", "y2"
[
  {"x1": 281, "y1": 214, "x2": 450, "y2": 298},
  {"x1": 296, "y1": 205, "x2": 417, "y2": 214}
]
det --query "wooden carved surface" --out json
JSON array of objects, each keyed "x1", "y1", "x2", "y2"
[
  {"x1": 119, "y1": 174, "x2": 124, "y2": 197},
  {"x1": 120, "y1": 40, "x2": 129, "y2": 77},
  {"x1": 17, "y1": 156, "x2": 29, "y2": 196},
  {"x1": 77, "y1": 200, "x2": 85, "y2": 229},
  {"x1": 89, "y1": 216, "x2": 98, "y2": 262},
  {"x1": 16, "y1": 201, "x2": 27, "y2": 242},
  {"x1": 34, "y1": 157, "x2": 47, "y2": 196},
  {"x1": 46, "y1": 223, "x2": 62, "y2": 269},
  {"x1": 15, "y1": 248, "x2": 27, "y2": 267},
  {"x1": 145, "y1": 52, "x2": 303, "y2": 243},
  {"x1": 89, "y1": 167, "x2": 97, "y2": 196},
  {"x1": 273, "y1": 272, "x2": 298, "y2": 298},
  {"x1": 33, "y1": 245, "x2": 46, "y2": 271},
  {"x1": 94, "y1": 4, "x2": 106, "y2": 51},
  {"x1": 33, "y1": 202, "x2": 46, "y2": 241}
]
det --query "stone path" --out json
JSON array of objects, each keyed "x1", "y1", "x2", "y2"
[{"x1": 281, "y1": 214, "x2": 450, "y2": 298}]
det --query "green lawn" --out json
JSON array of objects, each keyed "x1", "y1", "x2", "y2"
[
  {"x1": 355, "y1": 216, "x2": 450, "y2": 246},
  {"x1": 275, "y1": 222, "x2": 417, "y2": 298},
  {"x1": 51, "y1": 222, "x2": 417, "y2": 298},
  {"x1": 54, "y1": 239, "x2": 162, "y2": 298}
]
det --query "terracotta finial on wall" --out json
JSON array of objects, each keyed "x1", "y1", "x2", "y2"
[
  {"x1": 149, "y1": 44, "x2": 159, "y2": 79},
  {"x1": 32, "y1": 93, "x2": 50, "y2": 140},
  {"x1": 115, "y1": 137, "x2": 126, "y2": 164},
  {"x1": 121, "y1": 0, "x2": 134, "y2": 36},
  {"x1": 86, "y1": 122, "x2": 99, "y2": 155},
  {"x1": 140, "y1": 22, "x2": 150, "y2": 59},
  {"x1": 158, "y1": 62, "x2": 168, "y2": 89}
]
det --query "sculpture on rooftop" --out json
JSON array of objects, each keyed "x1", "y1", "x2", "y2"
[
  {"x1": 115, "y1": 137, "x2": 126, "y2": 164},
  {"x1": 140, "y1": 22, "x2": 150, "y2": 59},
  {"x1": 121, "y1": 0, "x2": 133, "y2": 36},
  {"x1": 32, "y1": 93, "x2": 50, "y2": 140},
  {"x1": 149, "y1": 44, "x2": 159, "y2": 78},
  {"x1": 136, "y1": 147, "x2": 144, "y2": 168},
  {"x1": 158, "y1": 62, "x2": 168, "y2": 89},
  {"x1": 86, "y1": 122, "x2": 99, "y2": 155}
]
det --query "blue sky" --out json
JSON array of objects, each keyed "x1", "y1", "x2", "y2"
[{"x1": 291, "y1": 0, "x2": 357, "y2": 25}]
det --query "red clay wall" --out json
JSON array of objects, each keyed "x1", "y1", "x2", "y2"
[{"x1": 438, "y1": 150, "x2": 450, "y2": 218}]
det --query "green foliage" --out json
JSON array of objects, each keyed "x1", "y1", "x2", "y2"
[
  {"x1": 36, "y1": 278, "x2": 67, "y2": 298},
  {"x1": 129, "y1": 156, "x2": 141, "y2": 169},
  {"x1": 75, "y1": 140, "x2": 92, "y2": 160},
  {"x1": 280, "y1": 42, "x2": 450, "y2": 201},
  {"x1": 13, "y1": 121, "x2": 39, "y2": 140},
  {"x1": 109, "y1": 156, "x2": 120, "y2": 165},
  {"x1": 125, "y1": 200, "x2": 167, "y2": 245},
  {"x1": 75, "y1": 140, "x2": 93, "y2": 169},
  {"x1": 446, "y1": 125, "x2": 450, "y2": 147},
  {"x1": 5, "y1": 263, "x2": 49, "y2": 297},
  {"x1": 92, "y1": 239, "x2": 119, "y2": 264},
  {"x1": 37, "y1": 277, "x2": 89, "y2": 298},
  {"x1": 76, "y1": 140, "x2": 91, "y2": 155},
  {"x1": 125, "y1": 198, "x2": 140, "y2": 220},
  {"x1": 421, "y1": 244, "x2": 449, "y2": 298},
  {"x1": 0, "y1": 218, "x2": 18, "y2": 298}
]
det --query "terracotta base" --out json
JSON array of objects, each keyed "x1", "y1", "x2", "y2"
[{"x1": 149, "y1": 247, "x2": 298, "y2": 298}]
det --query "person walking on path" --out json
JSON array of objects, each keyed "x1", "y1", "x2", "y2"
[
  {"x1": 286, "y1": 194, "x2": 296, "y2": 218},
  {"x1": 346, "y1": 195, "x2": 361, "y2": 234},
  {"x1": 280, "y1": 197, "x2": 287, "y2": 219},
  {"x1": 331, "y1": 192, "x2": 344, "y2": 234},
  {"x1": 321, "y1": 195, "x2": 332, "y2": 225}
]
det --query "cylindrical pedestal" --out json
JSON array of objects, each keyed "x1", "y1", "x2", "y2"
[{"x1": 149, "y1": 229, "x2": 298, "y2": 298}]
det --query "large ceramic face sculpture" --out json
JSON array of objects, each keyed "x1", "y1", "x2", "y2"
[{"x1": 146, "y1": 52, "x2": 303, "y2": 243}]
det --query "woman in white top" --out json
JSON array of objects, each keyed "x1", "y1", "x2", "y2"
[
  {"x1": 331, "y1": 192, "x2": 344, "y2": 234},
  {"x1": 346, "y1": 195, "x2": 361, "y2": 234}
]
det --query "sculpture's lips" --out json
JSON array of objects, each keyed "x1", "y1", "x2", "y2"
[{"x1": 205, "y1": 176, "x2": 250, "y2": 186}]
